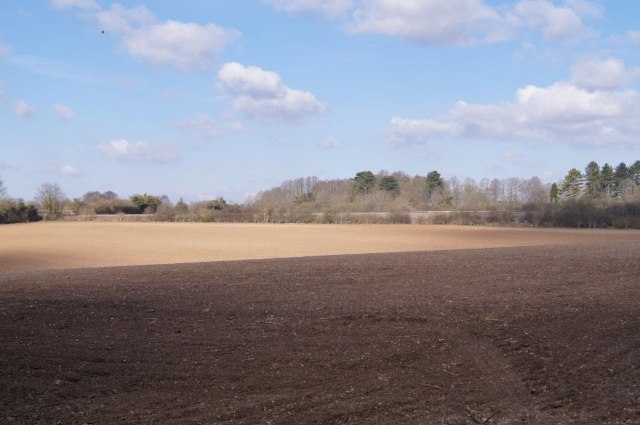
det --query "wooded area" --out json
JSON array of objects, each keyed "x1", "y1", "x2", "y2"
[{"x1": 2, "y1": 159, "x2": 640, "y2": 227}]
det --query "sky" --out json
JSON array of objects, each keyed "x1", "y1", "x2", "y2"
[{"x1": 1, "y1": 0, "x2": 640, "y2": 203}]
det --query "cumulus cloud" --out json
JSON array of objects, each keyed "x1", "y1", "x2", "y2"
[
  {"x1": 95, "y1": 4, "x2": 155, "y2": 33},
  {"x1": 96, "y1": 4, "x2": 240, "y2": 70},
  {"x1": 390, "y1": 118, "x2": 463, "y2": 144},
  {"x1": 57, "y1": 3, "x2": 239, "y2": 70},
  {"x1": 509, "y1": 0, "x2": 595, "y2": 42},
  {"x1": 98, "y1": 139, "x2": 178, "y2": 162},
  {"x1": 51, "y1": 0, "x2": 99, "y2": 10},
  {"x1": 217, "y1": 62, "x2": 327, "y2": 123},
  {"x1": 52, "y1": 103, "x2": 76, "y2": 119},
  {"x1": 563, "y1": 0, "x2": 602, "y2": 18},
  {"x1": 266, "y1": 0, "x2": 599, "y2": 45},
  {"x1": 390, "y1": 82, "x2": 640, "y2": 146},
  {"x1": 264, "y1": 0, "x2": 354, "y2": 18},
  {"x1": 176, "y1": 113, "x2": 244, "y2": 139},
  {"x1": 571, "y1": 57, "x2": 640, "y2": 90},
  {"x1": 13, "y1": 100, "x2": 35, "y2": 117},
  {"x1": 57, "y1": 165, "x2": 80, "y2": 176},
  {"x1": 350, "y1": 0, "x2": 506, "y2": 46}
]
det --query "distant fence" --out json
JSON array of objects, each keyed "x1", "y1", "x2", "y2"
[
  {"x1": 63, "y1": 214, "x2": 155, "y2": 222},
  {"x1": 62, "y1": 211, "x2": 531, "y2": 225},
  {"x1": 313, "y1": 211, "x2": 529, "y2": 225}
]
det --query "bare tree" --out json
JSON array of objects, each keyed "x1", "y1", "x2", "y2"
[{"x1": 35, "y1": 183, "x2": 66, "y2": 220}]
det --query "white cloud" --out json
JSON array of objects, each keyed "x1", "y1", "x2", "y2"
[
  {"x1": 564, "y1": 0, "x2": 602, "y2": 18},
  {"x1": 264, "y1": 0, "x2": 354, "y2": 18},
  {"x1": 122, "y1": 21, "x2": 238, "y2": 70},
  {"x1": 177, "y1": 113, "x2": 244, "y2": 139},
  {"x1": 266, "y1": 0, "x2": 598, "y2": 45},
  {"x1": 98, "y1": 139, "x2": 178, "y2": 162},
  {"x1": 510, "y1": 0, "x2": 595, "y2": 42},
  {"x1": 571, "y1": 57, "x2": 640, "y2": 90},
  {"x1": 13, "y1": 100, "x2": 35, "y2": 117},
  {"x1": 51, "y1": 0, "x2": 99, "y2": 10},
  {"x1": 218, "y1": 62, "x2": 285, "y2": 98},
  {"x1": 58, "y1": 165, "x2": 80, "y2": 176},
  {"x1": 94, "y1": 4, "x2": 239, "y2": 70},
  {"x1": 95, "y1": 4, "x2": 155, "y2": 33},
  {"x1": 390, "y1": 82, "x2": 640, "y2": 146},
  {"x1": 52, "y1": 103, "x2": 76, "y2": 119},
  {"x1": 217, "y1": 62, "x2": 327, "y2": 123},
  {"x1": 350, "y1": 0, "x2": 506, "y2": 46},
  {"x1": 319, "y1": 137, "x2": 342, "y2": 149},
  {"x1": 389, "y1": 118, "x2": 462, "y2": 145}
]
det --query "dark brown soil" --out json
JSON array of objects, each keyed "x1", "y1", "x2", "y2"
[{"x1": 1, "y1": 243, "x2": 640, "y2": 424}]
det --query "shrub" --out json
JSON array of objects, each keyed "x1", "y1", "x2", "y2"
[{"x1": 0, "y1": 199, "x2": 41, "y2": 224}]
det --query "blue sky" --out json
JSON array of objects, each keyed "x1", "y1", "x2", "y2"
[{"x1": 1, "y1": 0, "x2": 640, "y2": 203}]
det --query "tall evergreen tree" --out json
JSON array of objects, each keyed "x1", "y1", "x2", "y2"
[
  {"x1": 550, "y1": 183, "x2": 559, "y2": 204},
  {"x1": 353, "y1": 171, "x2": 376, "y2": 194},
  {"x1": 630, "y1": 160, "x2": 640, "y2": 185},
  {"x1": 425, "y1": 170, "x2": 444, "y2": 200},
  {"x1": 379, "y1": 175, "x2": 400, "y2": 196},
  {"x1": 613, "y1": 162, "x2": 629, "y2": 196},
  {"x1": 584, "y1": 161, "x2": 601, "y2": 197},
  {"x1": 561, "y1": 168, "x2": 584, "y2": 199},
  {"x1": 600, "y1": 163, "x2": 615, "y2": 197},
  {"x1": 615, "y1": 162, "x2": 629, "y2": 179}
]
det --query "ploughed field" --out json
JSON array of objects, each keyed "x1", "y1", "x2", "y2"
[{"x1": 1, "y1": 224, "x2": 640, "y2": 424}]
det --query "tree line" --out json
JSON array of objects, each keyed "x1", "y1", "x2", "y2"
[
  {"x1": 1, "y1": 158, "x2": 639, "y2": 227},
  {"x1": 0, "y1": 179, "x2": 172, "y2": 223}
]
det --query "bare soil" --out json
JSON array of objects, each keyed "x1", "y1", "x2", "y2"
[
  {"x1": 1, "y1": 240, "x2": 640, "y2": 424},
  {"x1": 1, "y1": 222, "x2": 639, "y2": 272}
]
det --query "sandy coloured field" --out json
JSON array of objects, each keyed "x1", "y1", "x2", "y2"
[{"x1": 1, "y1": 222, "x2": 639, "y2": 272}]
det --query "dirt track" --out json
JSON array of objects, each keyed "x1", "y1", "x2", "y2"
[
  {"x1": 1, "y1": 240, "x2": 640, "y2": 424},
  {"x1": 1, "y1": 222, "x2": 640, "y2": 271}
]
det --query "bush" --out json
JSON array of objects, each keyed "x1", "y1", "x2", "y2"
[
  {"x1": 387, "y1": 212, "x2": 412, "y2": 224},
  {"x1": 0, "y1": 199, "x2": 41, "y2": 224},
  {"x1": 155, "y1": 204, "x2": 176, "y2": 222},
  {"x1": 526, "y1": 200, "x2": 640, "y2": 229}
]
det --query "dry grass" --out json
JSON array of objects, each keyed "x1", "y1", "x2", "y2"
[{"x1": 1, "y1": 222, "x2": 639, "y2": 272}]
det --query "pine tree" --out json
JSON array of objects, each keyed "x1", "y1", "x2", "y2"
[
  {"x1": 584, "y1": 161, "x2": 601, "y2": 197},
  {"x1": 561, "y1": 168, "x2": 584, "y2": 199},
  {"x1": 550, "y1": 183, "x2": 559, "y2": 204},
  {"x1": 379, "y1": 175, "x2": 400, "y2": 196},
  {"x1": 353, "y1": 171, "x2": 376, "y2": 194},
  {"x1": 425, "y1": 170, "x2": 444, "y2": 200},
  {"x1": 600, "y1": 163, "x2": 614, "y2": 198},
  {"x1": 630, "y1": 160, "x2": 640, "y2": 185},
  {"x1": 613, "y1": 163, "x2": 629, "y2": 197}
]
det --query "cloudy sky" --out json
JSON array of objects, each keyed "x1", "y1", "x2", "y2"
[{"x1": 1, "y1": 0, "x2": 639, "y2": 202}]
